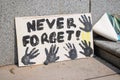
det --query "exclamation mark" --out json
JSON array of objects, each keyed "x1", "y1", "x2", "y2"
[{"x1": 76, "y1": 30, "x2": 81, "y2": 40}]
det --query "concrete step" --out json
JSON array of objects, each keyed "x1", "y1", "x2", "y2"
[
  {"x1": 94, "y1": 38, "x2": 120, "y2": 69},
  {"x1": 0, "y1": 57, "x2": 120, "y2": 80}
]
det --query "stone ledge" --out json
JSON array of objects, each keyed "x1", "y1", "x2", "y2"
[
  {"x1": 94, "y1": 38, "x2": 120, "y2": 58},
  {"x1": 94, "y1": 38, "x2": 120, "y2": 69}
]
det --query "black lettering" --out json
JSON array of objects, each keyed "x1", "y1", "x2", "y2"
[
  {"x1": 22, "y1": 35, "x2": 30, "y2": 47},
  {"x1": 76, "y1": 30, "x2": 81, "y2": 40},
  {"x1": 57, "y1": 17, "x2": 64, "y2": 29},
  {"x1": 41, "y1": 33, "x2": 49, "y2": 44},
  {"x1": 49, "y1": 32, "x2": 56, "y2": 43},
  {"x1": 67, "y1": 18, "x2": 76, "y2": 28},
  {"x1": 46, "y1": 19, "x2": 55, "y2": 29},
  {"x1": 66, "y1": 30, "x2": 74, "y2": 40},
  {"x1": 27, "y1": 20, "x2": 35, "y2": 33},
  {"x1": 37, "y1": 19, "x2": 45, "y2": 30},
  {"x1": 30, "y1": 35, "x2": 39, "y2": 46},
  {"x1": 57, "y1": 32, "x2": 64, "y2": 43}
]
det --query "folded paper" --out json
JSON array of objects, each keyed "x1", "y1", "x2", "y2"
[{"x1": 93, "y1": 13, "x2": 120, "y2": 41}]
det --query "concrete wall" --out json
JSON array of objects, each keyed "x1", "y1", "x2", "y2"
[
  {"x1": 0, "y1": 0, "x2": 120, "y2": 66},
  {"x1": 91, "y1": 0, "x2": 120, "y2": 24}
]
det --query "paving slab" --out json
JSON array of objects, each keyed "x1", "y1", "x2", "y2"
[{"x1": 0, "y1": 57, "x2": 119, "y2": 80}]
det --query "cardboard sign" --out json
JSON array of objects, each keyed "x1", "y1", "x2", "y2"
[{"x1": 15, "y1": 13, "x2": 93, "y2": 66}]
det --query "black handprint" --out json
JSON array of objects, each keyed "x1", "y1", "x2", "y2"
[
  {"x1": 79, "y1": 40, "x2": 93, "y2": 57},
  {"x1": 21, "y1": 47, "x2": 40, "y2": 65},
  {"x1": 44, "y1": 45, "x2": 59, "y2": 65},
  {"x1": 79, "y1": 15, "x2": 92, "y2": 32},
  {"x1": 64, "y1": 43, "x2": 77, "y2": 60}
]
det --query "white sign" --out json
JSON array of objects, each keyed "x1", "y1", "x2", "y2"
[{"x1": 15, "y1": 13, "x2": 93, "y2": 66}]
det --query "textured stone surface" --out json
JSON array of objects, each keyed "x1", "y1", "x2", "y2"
[
  {"x1": 0, "y1": 0, "x2": 89, "y2": 66},
  {"x1": 0, "y1": 58, "x2": 120, "y2": 80},
  {"x1": 91, "y1": 0, "x2": 120, "y2": 24},
  {"x1": 94, "y1": 38, "x2": 120, "y2": 68},
  {"x1": 95, "y1": 45, "x2": 120, "y2": 69},
  {"x1": 94, "y1": 38, "x2": 120, "y2": 57},
  {"x1": 1, "y1": 0, "x2": 120, "y2": 66}
]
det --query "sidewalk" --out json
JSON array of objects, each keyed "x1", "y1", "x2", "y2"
[{"x1": 0, "y1": 57, "x2": 119, "y2": 80}]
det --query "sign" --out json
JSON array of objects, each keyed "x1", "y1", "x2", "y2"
[{"x1": 15, "y1": 13, "x2": 93, "y2": 66}]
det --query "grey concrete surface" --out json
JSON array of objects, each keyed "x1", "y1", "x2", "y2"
[
  {"x1": 94, "y1": 39, "x2": 120, "y2": 57},
  {"x1": 0, "y1": 0, "x2": 120, "y2": 66},
  {"x1": 95, "y1": 45, "x2": 120, "y2": 69},
  {"x1": 94, "y1": 38, "x2": 120, "y2": 68},
  {"x1": 91, "y1": 0, "x2": 120, "y2": 24},
  {"x1": 0, "y1": 58, "x2": 120, "y2": 80},
  {"x1": 0, "y1": 0, "x2": 89, "y2": 66}
]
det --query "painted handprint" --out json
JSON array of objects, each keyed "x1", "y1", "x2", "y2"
[
  {"x1": 79, "y1": 40, "x2": 93, "y2": 57},
  {"x1": 21, "y1": 47, "x2": 40, "y2": 65},
  {"x1": 64, "y1": 43, "x2": 77, "y2": 60},
  {"x1": 44, "y1": 45, "x2": 59, "y2": 65},
  {"x1": 79, "y1": 15, "x2": 92, "y2": 32}
]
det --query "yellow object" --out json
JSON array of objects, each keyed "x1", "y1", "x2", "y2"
[{"x1": 81, "y1": 31, "x2": 91, "y2": 41}]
